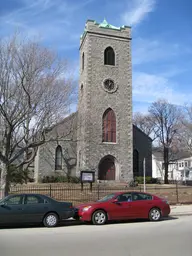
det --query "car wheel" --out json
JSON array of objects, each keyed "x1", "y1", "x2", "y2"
[
  {"x1": 149, "y1": 208, "x2": 161, "y2": 221},
  {"x1": 92, "y1": 210, "x2": 107, "y2": 225},
  {"x1": 43, "y1": 213, "x2": 59, "y2": 227}
]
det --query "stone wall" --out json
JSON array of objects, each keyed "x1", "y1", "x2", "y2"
[{"x1": 34, "y1": 113, "x2": 77, "y2": 182}]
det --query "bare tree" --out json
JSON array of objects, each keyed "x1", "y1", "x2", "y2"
[
  {"x1": 133, "y1": 112, "x2": 157, "y2": 140},
  {"x1": 148, "y1": 99, "x2": 182, "y2": 184},
  {"x1": 0, "y1": 33, "x2": 76, "y2": 195},
  {"x1": 178, "y1": 105, "x2": 192, "y2": 155}
]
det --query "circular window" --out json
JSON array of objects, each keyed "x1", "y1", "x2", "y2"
[
  {"x1": 104, "y1": 79, "x2": 114, "y2": 91},
  {"x1": 103, "y1": 79, "x2": 117, "y2": 93}
]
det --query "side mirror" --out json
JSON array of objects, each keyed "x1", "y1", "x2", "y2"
[
  {"x1": 112, "y1": 199, "x2": 119, "y2": 204},
  {"x1": 0, "y1": 202, "x2": 5, "y2": 207}
]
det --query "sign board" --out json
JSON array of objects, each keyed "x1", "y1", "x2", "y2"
[{"x1": 80, "y1": 170, "x2": 95, "y2": 183}]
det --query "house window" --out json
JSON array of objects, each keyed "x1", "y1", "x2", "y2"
[
  {"x1": 82, "y1": 52, "x2": 84, "y2": 71},
  {"x1": 104, "y1": 47, "x2": 115, "y2": 66},
  {"x1": 185, "y1": 161, "x2": 188, "y2": 167},
  {"x1": 181, "y1": 162, "x2": 184, "y2": 167},
  {"x1": 102, "y1": 108, "x2": 116, "y2": 143},
  {"x1": 55, "y1": 145, "x2": 62, "y2": 170},
  {"x1": 179, "y1": 163, "x2": 181, "y2": 168}
]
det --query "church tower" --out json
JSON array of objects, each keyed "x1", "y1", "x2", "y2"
[{"x1": 76, "y1": 19, "x2": 133, "y2": 182}]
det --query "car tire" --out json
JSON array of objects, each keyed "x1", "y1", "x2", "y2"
[
  {"x1": 149, "y1": 208, "x2": 161, "y2": 221},
  {"x1": 92, "y1": 210, "x2": 107, "y2": 225},
  {"x1": 43, "y1": 212, "x2": 59, "y2": 227}
]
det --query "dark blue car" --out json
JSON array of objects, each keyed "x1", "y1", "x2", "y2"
[{"x1": 0, "y1": 193, "x2": 75, "y2": 227}]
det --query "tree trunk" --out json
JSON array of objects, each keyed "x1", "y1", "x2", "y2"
[
  {"x1": 164, "y1": 146, "x2": 169, "y2": 184},
  {"x1": 0, "y1": 163, "x2": 10, "y2": 197}
]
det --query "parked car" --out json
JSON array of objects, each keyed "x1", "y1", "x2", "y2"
[
  {"x1": 76, "y1": 191, "x2": 170, "y2": 225},
  {"x1": 0, "y1": 193, "x2": 75, "y2": 227}
]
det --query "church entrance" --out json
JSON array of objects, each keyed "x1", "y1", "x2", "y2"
[{"x1": 98, "y1": 155, "x2": 116, "y2": 180}]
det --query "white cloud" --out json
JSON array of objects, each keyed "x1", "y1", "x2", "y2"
[
  {"x1": 121, "y1": 0, "x2": 156, "y2": 26},
  {"x1": 133, "y1": 71, "x2": 191, "y2": 106}
]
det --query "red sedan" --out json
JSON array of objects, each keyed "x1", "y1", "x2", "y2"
[{"x1": 76, "y1": 191, "x2": 170, "y2": 225}]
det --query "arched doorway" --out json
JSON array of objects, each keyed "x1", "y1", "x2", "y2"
[
  {"x1": 133, "y1": 149, "x2": 139, "y2": 177},
  {"x1": 98, "y1": 155, "x2": 116, "y2": 180}
]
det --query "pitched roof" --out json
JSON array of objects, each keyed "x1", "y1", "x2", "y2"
[{"x1": 152, "y1": 147, "x2": 192, "y2": 161}]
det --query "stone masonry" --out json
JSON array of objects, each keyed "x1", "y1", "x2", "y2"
[{"x1": 76, "y1": 20, "x2": 133, "y2": 181}]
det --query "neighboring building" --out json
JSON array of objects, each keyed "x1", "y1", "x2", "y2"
[
  {"x1": 152, "y1": 148, "x2": 192, "y2": 181},
  {"x1": 33, "y1": 19, "x2": 152, "y2": 183},
  {"x1": 177, "y1": 156, "x2": 192, "y2": 181}
]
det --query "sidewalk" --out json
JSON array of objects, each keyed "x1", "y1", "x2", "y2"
[{"x1": 170, "y1": 204, "x2": 192, "y2": 216}]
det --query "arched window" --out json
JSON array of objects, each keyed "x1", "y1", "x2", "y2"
[
  {"x1": 104, "y1": 47, "x2": 115, "y2": 66},
  {"x1": 55, "y1": 145, "x2": 62, "y2": 170},
  {"x1": 82, "y1": 52, "x2": 84, "y2": 70},
  {"x1": 102, "y1": 108, "x2": 116, "y2": 143}
]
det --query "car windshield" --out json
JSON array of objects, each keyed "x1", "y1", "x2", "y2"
[
  {"x1": 0, "y1": 196, "x2": 8, "y2": 203},
  {"x1": 97, "y1": 194, "x2": 116, "y2": 202}
]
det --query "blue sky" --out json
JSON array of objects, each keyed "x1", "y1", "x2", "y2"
[{"x1": 0, "y1": 0, "x2": 192, "y2": 113}]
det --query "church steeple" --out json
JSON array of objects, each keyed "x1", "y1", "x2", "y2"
[{"x1": 77, "y1": 19, "x2": 132, "y2": 182}]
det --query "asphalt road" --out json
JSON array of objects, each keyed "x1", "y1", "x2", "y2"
[{"x1": 0, "y1": 216, "x2": 192, "y2": 256}]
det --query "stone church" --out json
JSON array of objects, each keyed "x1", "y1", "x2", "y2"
[{"x1": 33, "y1": 19, "x2": 152, "y2": 183}]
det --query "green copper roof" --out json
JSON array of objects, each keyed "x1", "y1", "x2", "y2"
[
  {"x1": 80, "y1": 19, "x2": 130, "y2": 40},
  {"x1": 98, "y1": 18, "x2": 121, "y2": 30}
]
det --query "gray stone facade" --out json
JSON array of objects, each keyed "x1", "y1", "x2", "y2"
[
  {"x1": 33, "y1": 19, "x2": 152, "y2": 183},
  {"x1": 34, "y1": 113, "x2": 77, "y2": 182},
  {"x1": 77, "y1": 20, "x2": 133, "y2": 181}
]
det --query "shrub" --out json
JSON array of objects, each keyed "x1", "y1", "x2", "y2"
[
  {"x1": 135, "y1": 176, "x2": 152, "y2": 184},
  {"x1": 145, "y1": 176, "x2": 152, "y2": 184},
  {"x1": 41, "y1": 175, "x2": 80, "y2": 183},
  {"x1": 129, "y1": 180, "x2": 138, "y2": 187},
  {"x1": 135, "y1": 176, "x2": 143, "y2": 184}
]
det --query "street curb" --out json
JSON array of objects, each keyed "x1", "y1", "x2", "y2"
[{"x1": 170, "y1": 213, "x2": 192, "y2": 217}]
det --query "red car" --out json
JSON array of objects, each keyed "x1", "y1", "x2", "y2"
[{"x1": 76, "y1": 191, "x2": 170, "y2": 225}]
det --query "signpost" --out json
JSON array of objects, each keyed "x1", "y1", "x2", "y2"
[
  {"x1": 80, "y1": 170, "x2": 95, "y2": 192},
  {"x1": 143, "y1": 158, "x2": 146, "y2": 192}
]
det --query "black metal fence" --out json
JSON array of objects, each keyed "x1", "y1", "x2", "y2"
[{"x1": 4, "y1": 183, "x2": 192, "y2": 205}]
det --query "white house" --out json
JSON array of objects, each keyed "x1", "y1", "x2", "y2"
[{"x1": 152, "y1": 149, "x2": 192, "y2": 181}]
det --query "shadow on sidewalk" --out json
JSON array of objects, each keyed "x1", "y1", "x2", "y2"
[{"x1": 0, "y1": 216, "x2": 178, "y2": 230}]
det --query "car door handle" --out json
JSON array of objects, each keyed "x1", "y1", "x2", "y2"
[{"x1": 18, "y1": 208, "x2": 23, "y2": 210}]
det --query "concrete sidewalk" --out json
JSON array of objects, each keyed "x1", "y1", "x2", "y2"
[{"x1": 170, "y1": 205, "x2": 192, "y2": 216}]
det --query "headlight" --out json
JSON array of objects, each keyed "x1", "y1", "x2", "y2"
[{"x1": 82, "y1": 206, "x2": 92, "y2": 212}]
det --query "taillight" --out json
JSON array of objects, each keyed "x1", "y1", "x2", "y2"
[{"x1": 162, "y1": 199, "x2": 169, "y2": 204}]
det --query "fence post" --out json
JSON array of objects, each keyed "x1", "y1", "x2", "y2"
[
  {"x1": 176, "y1": 181, "x2": 179, "y2": 204},
  {"x1": 97, "y1": 184, "x2": 100, "y2": 200},
  {"x1": 49, "y1": 184, "x2": 52, "y2": 197}
]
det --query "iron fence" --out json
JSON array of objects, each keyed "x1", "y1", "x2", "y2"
[{"x1": 1, "y1": 183, "x2": 191, "y2": 205}]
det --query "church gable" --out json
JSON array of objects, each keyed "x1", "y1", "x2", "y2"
[{"x1": 34, "y1": 113, "x2": 78, "y2": 182}]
